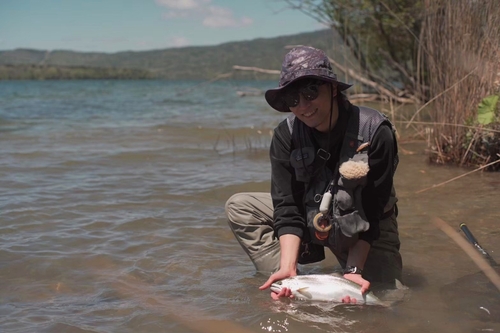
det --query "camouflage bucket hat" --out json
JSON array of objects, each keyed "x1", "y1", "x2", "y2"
[{"x1": 265, "y1": 46, "x2": 352, "y2": 112}]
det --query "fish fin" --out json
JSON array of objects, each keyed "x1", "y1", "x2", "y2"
[
  {"x1": 395, "y1": 279, "x2": 409, "y2": 290},
  {"x1": 375, "y1": 279, "x2": 412, "y2": 306},
  {"x1": 295, "y1": 287, "x2": 313, "y2": 299}
]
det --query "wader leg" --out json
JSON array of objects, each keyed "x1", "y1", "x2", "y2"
[
  {"x1": 363, "y1": 211, "x2": 403, "y2": 285},
  {"x1": 328, "y1": 210, "x2": 403, "y2": 285},
  {"x1": 225, "y1": 192, "x2": 280, "y2": 275}
]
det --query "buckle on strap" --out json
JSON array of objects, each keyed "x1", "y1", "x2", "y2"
[
  {"x1": 317, "y1": 148, "x2": 331, "y2": 161},
  {"x1": 381, "y1": 205, "x2": 396, "y2": 219}
]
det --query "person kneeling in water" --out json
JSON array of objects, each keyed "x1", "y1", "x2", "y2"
[{"x1": 225, "y1": 46, "x2": 402, "y2": 303}]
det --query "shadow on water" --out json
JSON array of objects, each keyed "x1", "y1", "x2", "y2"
[{"x1": 441, "y1": 267, "x2": 500, "y2": 323}]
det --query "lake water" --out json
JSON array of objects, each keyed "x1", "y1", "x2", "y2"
[{"x1": 1, "y1": 80, "x2": 499, "y2": 333}]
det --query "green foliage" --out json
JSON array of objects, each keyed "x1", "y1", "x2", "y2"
[
  {"x1": 317, "y1": 0, "x2": 422, "y2": 65},
  {"x1": 284, "y1": 0, "x2": 425, "y2": 96},
  {"x1": 476, "y1": 95, "x2": 499, "y2": 125}
]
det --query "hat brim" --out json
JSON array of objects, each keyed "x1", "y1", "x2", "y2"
[{"x1": 265, "y1": 76, "x2": 352, "y2": 113}]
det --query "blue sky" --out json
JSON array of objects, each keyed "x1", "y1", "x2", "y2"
[{"x1": 0, "y1": 0, "x2": 325, "y2": 53}]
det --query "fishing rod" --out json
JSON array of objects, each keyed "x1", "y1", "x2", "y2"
[{"x1": 459, "y1": 223, "x2": 498, "y2": 267}]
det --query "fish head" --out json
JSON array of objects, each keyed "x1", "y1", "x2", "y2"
[
  {"x1": 270, "y1": 277, "x2": 314, "y2": 300},
  {"x1": 270, "y1": 277, "x2": 304, "y2": 295},
  {"x1": 270, "y1": 280, "x2": 284, "y2": 294}
]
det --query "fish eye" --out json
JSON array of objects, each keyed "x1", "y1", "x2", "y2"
[{"x1": 277, "y1": 281, "x2": 282, "y2": 285}]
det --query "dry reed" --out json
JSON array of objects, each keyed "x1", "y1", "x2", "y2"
[{"x1": 422, "y1": 0, "x2": 500, "y2": 169}]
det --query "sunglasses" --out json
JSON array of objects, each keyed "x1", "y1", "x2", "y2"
[{"x1": 282, "y1": 79, "x2": 327, "y2": 108}]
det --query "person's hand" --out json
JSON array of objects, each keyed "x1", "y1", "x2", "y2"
[
  {"x1": 341, "y1": 273, "x2": 370, "y2": 304},
  {"x1": 259, "y1": 268, "x2": 297, "y2": 300}
]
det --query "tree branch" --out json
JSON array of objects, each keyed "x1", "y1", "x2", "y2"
[
  {"x1": 232, "y1": 65, "x2": 280, "y2": 75},
  {"x1": 328, "y1": 56, "x2": 418, "y2": 104}
]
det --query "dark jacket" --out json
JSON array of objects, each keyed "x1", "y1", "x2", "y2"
[{"x1": 270, "y1": 101, "x2": 397, "y2": 245}]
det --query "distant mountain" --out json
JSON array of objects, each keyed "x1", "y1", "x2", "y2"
[{"x1": 0, "y1": 29, "x2": 357, "y2": 80}]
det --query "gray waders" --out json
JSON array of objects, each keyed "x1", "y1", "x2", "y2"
[{"x1": 225, "y1": 192, "x2": 403, "y2": 284}]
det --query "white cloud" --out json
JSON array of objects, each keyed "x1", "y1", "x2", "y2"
[
  {"x1": 170, "y1": 36, "x2": 189, "y2": 47},
  {"x1": 203, "y1": 6, "x2": 253, "y2": 28},
  {"x1": 137, "y1": 41, "x2": 152, "y2": 48},
  {"x1": 206, "y1": 5, "x2": 231, "y2": 17},
  {"x1": 155, "y1": 0, "x2": 208, "y2": 10},
  {"x1": 155, "y1": 0, "x2": 253, "y2": 29}
]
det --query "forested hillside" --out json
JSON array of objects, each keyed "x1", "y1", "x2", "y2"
[{"x1": 0, "y1": 29, "x2": 354, "y2": 80}]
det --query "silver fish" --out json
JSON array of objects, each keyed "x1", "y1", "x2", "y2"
[{"x1": 270, "y1": 274, "x2": 385, "y2": 305}]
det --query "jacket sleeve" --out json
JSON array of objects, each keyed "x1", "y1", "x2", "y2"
[
  {"x1": 270, "y1": 121, "x2": 306, "y2": 239},
  {"x1": 358, "y1": 123, "x2": 397, "y2": 244}
]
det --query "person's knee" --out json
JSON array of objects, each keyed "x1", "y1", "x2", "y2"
[
  {"x1": 225, "y1": 193, "x2": 248, "y2": 218},
  {"x1": 226, "y1": 193, "x2": 259, "y2": 228}
]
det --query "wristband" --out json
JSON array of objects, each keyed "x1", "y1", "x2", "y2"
[{"x1": 343, "y1": 266, "x2": 363, "y2": 275}]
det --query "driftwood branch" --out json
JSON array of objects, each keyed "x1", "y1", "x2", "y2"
[
  {"x1": 236, "y1": 87, "x2": 262, "y2": 97},
  {"x1": 281, "y1": 45, "x2": 419, "y2": 104},
  {"x1": 378, "y1": 47, "x2": 416, "y2": 87},
  {"x1": 233, "y1": 61, "x2": 418, "y2": 105},
  {"x1": 349, "y1": 93, "x2": 382, "y2": 103},
  {"x1": 327, "y1": 56, "x2": 418, "y2": 104},
  {"x1": 232, "y1": 65, "x2": 280, "y2": 75}
]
